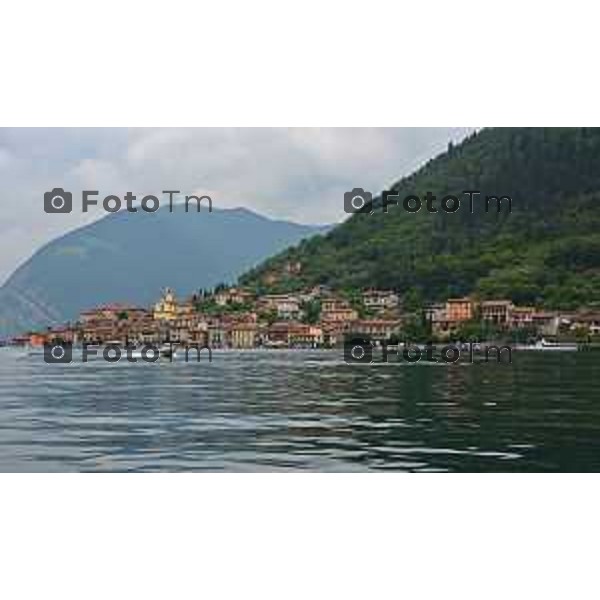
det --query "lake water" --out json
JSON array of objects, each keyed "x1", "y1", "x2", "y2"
[{"x1": 0, "y1": 348, "x2": 599, "y2": 471}]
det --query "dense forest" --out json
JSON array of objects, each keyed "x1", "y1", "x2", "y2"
[{"x1": 241, "y1": 128, "x2": 600, "y2": 309}]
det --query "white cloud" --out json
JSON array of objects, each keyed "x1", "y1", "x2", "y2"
[
  {"x1": 0, "y1": 147, "x2": 12, "y2": 169},
  {"x1": 0, "y1": 127, "x2": 474, "y2": 283}
]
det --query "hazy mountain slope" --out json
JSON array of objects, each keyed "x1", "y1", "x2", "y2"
[
  {"x1": 0, "y1": 206, "x2": 326, "y2": 337},
  {"x1": 241, "y1": 128, "x2": 600, "y2": 309}
]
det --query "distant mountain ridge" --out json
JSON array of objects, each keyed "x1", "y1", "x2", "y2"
[
  {"x1": 0, "y1": 206, "x2": 327, "y2": 337},
  {"x1": 241, "y1": 128, "x2": 600, "y2": 310}
]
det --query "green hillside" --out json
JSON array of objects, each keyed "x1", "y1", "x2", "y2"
[{"x1": 240, "y1": 128, "x2": 600, "y2": 309}]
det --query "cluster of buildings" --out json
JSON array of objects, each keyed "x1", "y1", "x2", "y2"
[
  {"x1": 14, "y1": 286, "x2": 600, "y2": 349},
  {"x1": 425, "y1": 297, "x2": 600, "y2": 338},
  {"x1": 17, "y1": 287, "x2": 403, "y2": 349}
]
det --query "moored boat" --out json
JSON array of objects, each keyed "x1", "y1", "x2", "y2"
[{"x1": 518, "y1": 338, "x2": 578, "y2": 352}]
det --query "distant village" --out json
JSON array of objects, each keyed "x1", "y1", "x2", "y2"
[{"x1": 11, "y1": 283, "x2": 600, "y2": 349}]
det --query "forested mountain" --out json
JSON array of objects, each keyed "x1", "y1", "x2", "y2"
[{"x1": 241, "y1": 128, "x2": 600, "y2": 309}]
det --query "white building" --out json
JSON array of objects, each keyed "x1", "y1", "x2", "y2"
[
  {"x1": 258, "y1": 294, "x2": 301, "y2": 320},
  {"x1": 362, "y1": 290, "x2": 399, "y2": 312}
]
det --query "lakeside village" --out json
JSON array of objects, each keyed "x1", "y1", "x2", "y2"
[{"x1": 9, "y1": 282, "x2": 600, "y2": 351}]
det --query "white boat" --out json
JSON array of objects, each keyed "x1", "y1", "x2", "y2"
[
  {"x1": 159, "y1": 343, "x2": 178, "y2": 359},
  {"x1": 521, "y1": 338, "x2": 578, "y2": 352},
  {"x1": 263, "y1": 340, "x2": 288, "y2": 349}
]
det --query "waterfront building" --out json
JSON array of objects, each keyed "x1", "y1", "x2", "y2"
[
  {"x1": 187, "y1": 321, "x2": 209, "y2": 347},
  {"x1": 128, "y1": 319, "x2": 161, "y2": 344},
  {"x1": 11, "y1": 334, "x2": 32, "y2": 346},
  {"x1": 29, "y1": 333, "x2": 48, "y2": 347},
  {"x1": 28, "y1": 327, "x2": 79, "y2": 345},
  {"x1": 565, "y1": 311, "x2": 600, "y2": 335},
  {"x1": 80, "y1": 318, "x2": 122, "y2": 344},
  {"x1": 321, "y1": 321, "x2": 351, "y2": 347},
  {"x1": 266, "y1": 321, "x2": 297, "y2": 346},
  {"x1": 229, "y1": 322, "x2": 258, "y2": 348},
  {"x1": 350, "y1": 319, "x2": 402, "y2": 341},
  {"x1": 510, "y1": 306, "x2": 535, "y2": 329},
  {"x1": 531, "y1": 311, "x2": 561, "y2": 336},
  {"x1": 288, "y1": 324, "x2": 323, "y2": 348},
  {"x1": 207, "y1": 321, "x2": 228, "y2": 348},
  {"x1": 425, "y1": 303, "x2": 462, "y2": 339},
  {"x1": 266, "y1": 321, "x2": 322, "y2": 346},
  {"x1": 480, "y1": 300, "x2": 514, "y2": 326},
  {"x1": 445, "y1": 297, "x2": 474, "y2": 322},
  {"x1": 80, "y1": 303, "x2": 153, "y2": 344}
]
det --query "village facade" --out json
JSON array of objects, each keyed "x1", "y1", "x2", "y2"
[{"x1": 14, "y1": 285, "x2": 600, "y2": 349}]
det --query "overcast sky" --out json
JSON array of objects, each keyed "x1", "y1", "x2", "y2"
[{"x1": 0, "y1": 127, "x2": 474, "y2": 284}]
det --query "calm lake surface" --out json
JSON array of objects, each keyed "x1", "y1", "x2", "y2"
[{"x1": 0, "y1": 348, "x2": 599, "y2": 471}]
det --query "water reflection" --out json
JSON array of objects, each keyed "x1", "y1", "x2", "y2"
[{"x1": 0, "y1": 349, "x2": 598, "y2": 471}]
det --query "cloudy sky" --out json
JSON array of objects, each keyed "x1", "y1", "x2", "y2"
[{"x1": 0, "y1": 127, "x2": 474, "y2": 284}]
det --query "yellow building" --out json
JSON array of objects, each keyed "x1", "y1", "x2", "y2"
[
  {"x1": 229, "y1": 323, "x2": 257, "y2": 348},
  {"x1": 153, "y1": 288, "x2": 179, "y2": 321}
]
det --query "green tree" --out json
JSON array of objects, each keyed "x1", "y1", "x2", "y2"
[{"x1": 301, "y1": 299, "x2": 321, "y2": 324}]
